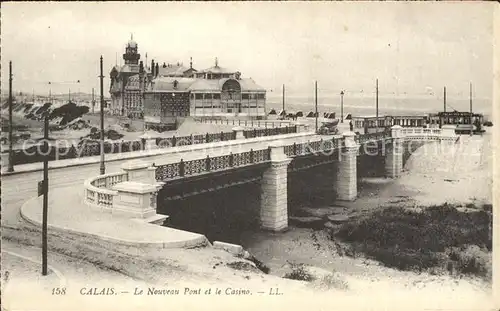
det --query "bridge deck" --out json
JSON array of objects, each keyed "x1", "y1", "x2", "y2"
[
  {"x1": 2, "y1": 132, "x2": 325, "y2": 175},
  {"x1": 20, "y1": 185, "x2": 208, "y2": 249}
]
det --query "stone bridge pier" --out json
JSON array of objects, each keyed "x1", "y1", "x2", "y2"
[
  {"x1": 260, "y1": 142, "x2": 291, "y2": 232},
  {"x1": 385, "y1": 125, "x2": 403, "y2": 178},
  {"x1": 336, "y1": 132, "x2": 360, "y2": 201}
]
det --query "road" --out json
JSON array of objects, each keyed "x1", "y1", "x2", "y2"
[{"x1": 1, "y1": 132, "x2": 321, "y2": 228}]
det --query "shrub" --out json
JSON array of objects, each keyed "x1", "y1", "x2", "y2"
[
  {"x1": 447, "y1": 245, "x2": 491, "y2": 278},
  {"x1": 335, "y1": 205, "x2": 492, "y2": 278},
  {"x1": 483, "y1": 121, "x2": 493, "y2": 127},
  {"x1": 283, "y1": 263, "x2": 315, "y2": 282},
  {"x1": 316, "y1": 273, "x2": 349, "y2": 291}
]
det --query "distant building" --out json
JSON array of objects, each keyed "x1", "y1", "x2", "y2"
[
  {"x1": 109, "y1": 36, "x2": 153, "y2": 118},
  {"x1": 109, "y1": 38, "x2": 266, "y2": 127},
  {"x1": 143, "y1": 58, "x2": 266, "y2": 130}
]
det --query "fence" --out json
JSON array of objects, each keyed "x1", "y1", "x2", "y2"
[
  {"x1": 156, "y1": 132, "x2": 236, "y2": 147},
  {"x1": 244, "y1": 126, "x2": 297, "y2": 138},
  {"x1": 195, "y1": 118, "x2": 290, "y2": 128},
  {"x1": 10, "y1": 139, "x2": 145, "y2": 165},
  {"x1": 155, "y1": 126, "x2": 298, "y2": 148}
]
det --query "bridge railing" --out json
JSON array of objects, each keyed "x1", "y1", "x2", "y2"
[
  {"x1": 355, "y1": 132, "x2": 390, "y2": 144},
  {"x1": 284, "y1": 137, "x2": 342, "y2": 157},
  {"x1": 84, "y1": 171, "x2": 128, "y2": 209},
  {"x1": 155, "y1": 148, "x2": 272, "y2": 182},
  {"x1": 401, "y1": 128, "x2": 442, "y2": 136},
  {"x1": 194, "y1": 118, "x2": 290, "y2": 128},
  {"x1": 155, "y1": 126, "x2": 298, "y2": 148}
]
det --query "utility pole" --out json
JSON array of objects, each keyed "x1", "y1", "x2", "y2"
[
  {"x1": 315, "y1": 81, "x2": 318, "y2": 133},
  {"x1": 8, "y1": 61, "x2": 14, "y2": 172},
  {"x1": 99, "y1": 56, "x2": 106, "y2": 175},
  {"x1": 376, "y1": 78, "x2": 379, "y2": 120},
  {"x1": 92, "y1": 88, "x2": 95, "y2": 114},
  {"x1": 282, "y1": 84, "x2": 285, "y2": 114},
  {"x1": 340, "y1": 90, "x2": 345, "y2": 123},
  {"x1": 41, "y1": 115, "x2": 49, "y2": 275},
  {"x1": 470, "y1": 82, "x2": 473, "y2": 136},
  {"x1": 443, "y1": 86, "x2": 447, "y2": 113}
]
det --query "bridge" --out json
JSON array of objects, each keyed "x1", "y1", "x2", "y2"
[{"x1": 78, "y1": 124, "x2": 458, "y2": 232}]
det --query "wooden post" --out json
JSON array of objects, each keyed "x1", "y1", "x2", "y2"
[
  {"x1": 42, "y1": 116, "x2": 49, "y2": 275},
  {"x1": 99, "y1": 56, "x2": 106, "y2": 175},
  {"x1": 315, "y1": 81, "x2": 318, "y2": 133},
  {"x1": 179, "y1": 159, "x2": 185, "y2": 176},
  {"x1": 7, "y1": 61, "x2": 14, "y2": 172}
]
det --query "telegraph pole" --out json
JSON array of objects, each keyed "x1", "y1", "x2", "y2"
[
  {"x1": 443, "y1": 86, "x2": 447, "y2": 113},
  {"x1": 470, "y1": 82, "x2": 473, "y2": 136},
  {"x1": 340, "y1": 90, "x2": 345, "y2": 123},
  {"x1": 376, "y1": 78, "x2": 379, "y2": 120},
  {"x1": 41, "y1": 115, "x2": 49, "y2": 275},
  {"x1": 315, "y1": 81, "x2": 318, "y2": 133},
  {"x1": 92, "y1": 88, "x2": 95, "y2": 114},
  {"x1": 99, "y1": 56, "x2": 106, "y2": 175},
  {"x1": 8, "y1": 61, "x2": 14, "y2": 172},
  {"x1": 282, "y1": 84, "x2": 285, "y2": 114}
]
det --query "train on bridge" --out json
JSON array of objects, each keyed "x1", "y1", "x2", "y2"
[{"x1": 347, "y1": 111, "x2": 484, "y2": 135}]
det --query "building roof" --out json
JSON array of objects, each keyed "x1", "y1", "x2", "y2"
[
  {"x1": 237, "y1": 78, "x2": 265, "y2": 92},
  {"x1": 198, "y1": 65, "x2": 235, "y2": 75},
  {"x1": 148, "y1": 77, "x2": 266, "y2": 93},
  {"x1": 150, "y1": 77, "x2": 197, "y2": 92},
  {"x1": 188, "y1": 79, "x2": 220, "y2": 92},
  {"x1": 157, "y1": 64, "x2": 195, "y2": 77}
]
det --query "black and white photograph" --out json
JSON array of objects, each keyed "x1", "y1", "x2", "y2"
[{"x1": 1, "y1": 2, "x2": 498, "y2": 311}]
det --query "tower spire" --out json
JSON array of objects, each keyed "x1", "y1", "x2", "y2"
[
  {"x1": 215, "y1": 57, "x2": 218, "y2": 67},
  {"x1": 190, "y1": 57, "x2": 193, "y2": 69}
]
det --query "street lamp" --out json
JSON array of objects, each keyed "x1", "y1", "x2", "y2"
[
  {"x1": 99, "y1": 56, "x2": 106, "y2": 175},
  {"x1": 7, "y1": 61, "x2": 14, "y2": 172},
  {"x1": 340, "y1": 90, "x2": 345, "y2": 123}
]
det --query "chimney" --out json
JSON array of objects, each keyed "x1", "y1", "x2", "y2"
[{"x1": 155, "y1": 63, "x2": 159, "y2": 77}]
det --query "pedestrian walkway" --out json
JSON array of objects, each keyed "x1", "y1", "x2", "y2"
[{"x1": 20, "y1": 185, "x2": 209, "y2": 250}]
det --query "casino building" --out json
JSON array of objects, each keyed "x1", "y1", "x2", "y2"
[{"x1": 109, "y1": 38, "x2": 267, "y2": 129}]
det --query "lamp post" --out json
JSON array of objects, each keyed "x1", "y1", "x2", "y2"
[
  {"x1": 7, "y1": 61, "x2": 14, "y2": 172},
  {"x1": 340, "y1": 90, "x2": 345, "y2": 123},
  {"x1": 315, "y1": 81, "x2": 318, "y2": 133},
  {"x1": 99, "y1": 56, "x2": 106, "y2": 175}
]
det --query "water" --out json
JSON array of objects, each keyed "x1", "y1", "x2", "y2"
[{"x1": 266, "y1": 95, "x2": 493, "y2": 119}]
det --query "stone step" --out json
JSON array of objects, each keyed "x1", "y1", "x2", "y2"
[
  {"x1": 133, "y1": 214, "x2": 169, "y2": 225},
  {"x1": 289, "y1": 216, "x2": 325, "y2": 229},
  {"x1": 327, "y1": 214, "x2": 350, "y2": 224}
]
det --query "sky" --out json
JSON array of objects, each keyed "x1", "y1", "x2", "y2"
[{"x1": 0, "y1": 2, "x2": 495, "y2": 99}]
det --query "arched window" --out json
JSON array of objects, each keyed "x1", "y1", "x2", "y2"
[{"x1": 221, "y1": 79, "x2": 241, "y2": 101}]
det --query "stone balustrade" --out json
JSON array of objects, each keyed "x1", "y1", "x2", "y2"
[{"x1": 83, "y1": 160, "x2": 164, "y2": 221}]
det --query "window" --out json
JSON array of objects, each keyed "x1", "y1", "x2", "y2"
[
  {"x1": 242, "y1": 94, "x2": 249, "y2": 100},
  {"x1": 213, "y1": 93, "x2": 220, "y2": 100},
  {"x1": 195, "y1": 93, "x2": 203, "y2": 100},
  {"x1": 258, "y1": 93, "x2": 266, "y2": 100}
]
